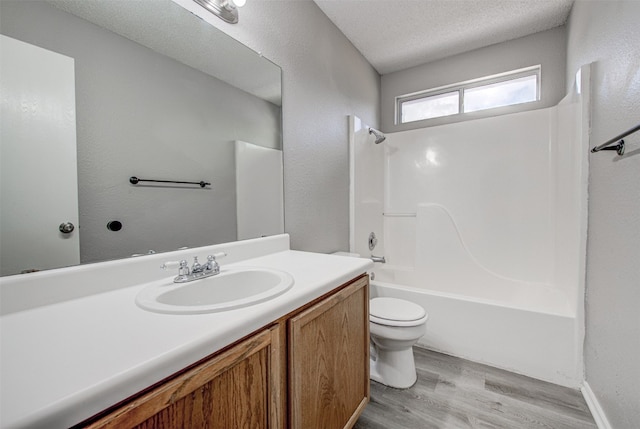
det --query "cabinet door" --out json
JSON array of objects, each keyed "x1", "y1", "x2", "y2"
[
  {"x1": 289, "y1": 275, "x2": 369, "y2": 429},
  {"x1": 86, "y1": 325, "x2": 283, "y2": 429}
]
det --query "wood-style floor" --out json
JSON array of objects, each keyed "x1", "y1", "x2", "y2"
[{"x1": 354, "y1": 347, "x2": 597, "y2": 429}]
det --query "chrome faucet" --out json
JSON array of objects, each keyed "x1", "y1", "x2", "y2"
[{"x1": 162, "y1": 252, "x2": 226, "y2": 283}]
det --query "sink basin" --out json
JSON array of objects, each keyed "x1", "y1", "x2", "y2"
[{"x1": 136, "y1": 267, "x2": 294, "y2": 314}]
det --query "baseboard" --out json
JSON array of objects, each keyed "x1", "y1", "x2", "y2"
[{"x1": 581, "y1": 381, "x2": 612, "y2": 429}]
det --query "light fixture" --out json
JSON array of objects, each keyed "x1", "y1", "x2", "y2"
[{"x1": 192, "y1": 0, "x2": 245, "y2": 24}]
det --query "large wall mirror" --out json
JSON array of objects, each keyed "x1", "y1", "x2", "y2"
[{"x1": 0, "y1": 0, "x2": 283, "y2": 276}]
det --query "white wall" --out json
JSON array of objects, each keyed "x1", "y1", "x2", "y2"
[
  {"x1": 187, "y1": 1, "x2": 381, "y2": 253},
  {"x1": 381, "y1": 26, "x2": 567, "y2": 133},
  {"x1": 566, "y1": 1, "x2": 640, "y2": 427}
]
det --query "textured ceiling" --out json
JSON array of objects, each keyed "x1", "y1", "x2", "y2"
[{"x1": 314, "y1": 0, "x2": 574, "y2": 75}]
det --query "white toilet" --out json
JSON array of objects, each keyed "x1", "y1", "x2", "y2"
[
  {"x1": 369, "y1": 297, "x2": 428, "y2": 389},
  {"x1": 329, "y1": 252, "x2": 428, "y2": 388}
]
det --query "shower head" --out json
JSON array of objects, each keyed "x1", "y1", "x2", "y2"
[{"x1": 369, "y1": 127, "x2": 386, "y2": 144}]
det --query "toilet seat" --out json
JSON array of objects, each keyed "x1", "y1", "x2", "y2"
[{"x1": 370, "y1": 297, "x2": 428, "y2": 327}]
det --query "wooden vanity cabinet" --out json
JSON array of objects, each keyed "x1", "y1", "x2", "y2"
[
  {"x1": 82, "y1": 274, "x2": 368, "y2": 429},
  {"x1": 288, "y1": 275, "x2": 370, "y2": 429},
  {"x1": 85, "y1": 325, "x2": 284, "y2": 429}
]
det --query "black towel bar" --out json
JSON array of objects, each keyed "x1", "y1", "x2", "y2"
[{"x1": 129, "y1": 176, "x2": 210, "y2": 188}]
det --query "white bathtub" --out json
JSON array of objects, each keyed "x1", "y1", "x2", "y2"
[{"x1": 370, "y1": 269, "x2": 581, "y2": 388}]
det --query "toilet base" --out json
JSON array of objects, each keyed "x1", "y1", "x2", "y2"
[{"x1": 369, "y1": 346, "x2": 417, "y2": 389}]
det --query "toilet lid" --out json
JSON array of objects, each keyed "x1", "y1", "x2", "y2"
[{"x1": 370, "y1": 297, "x2": 427, "y2": 323}]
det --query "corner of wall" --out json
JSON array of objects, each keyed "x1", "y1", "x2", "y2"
[{"x1": 582, "y1": 382, "x2": 613, "y2": 429}]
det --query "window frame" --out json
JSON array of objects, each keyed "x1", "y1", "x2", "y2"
[{"x1": 395, "y1": 65, "x2": 541, "y2": 125}]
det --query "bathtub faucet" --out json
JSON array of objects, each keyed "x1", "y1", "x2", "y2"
[{"x1": 371, "y1": 255, "x2": 386, "y2": 264}]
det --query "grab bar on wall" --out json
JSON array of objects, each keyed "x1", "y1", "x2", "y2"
[
  {"x1": 590, "y1": 123, "x2": 640, "y2": 156},
  {"x1": 129, "y1": 176, "x2": 210, "y2": 188}
]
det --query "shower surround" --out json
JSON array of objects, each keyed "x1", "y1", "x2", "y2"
[{"x1": 350, "y1": 66, "x2": 590, "y2": 387}]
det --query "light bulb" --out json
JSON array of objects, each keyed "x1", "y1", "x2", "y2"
[{"x1": 232, "y1": 0, "x2": 246, "y2": 7}]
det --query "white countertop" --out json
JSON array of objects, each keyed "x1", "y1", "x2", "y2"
[{"x1": 0, "y1": 240, "x2": 371, "y2": 428}]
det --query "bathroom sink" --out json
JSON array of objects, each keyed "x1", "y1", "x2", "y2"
[{"x1": 135, "y1": 267, "x2": 294, "y2": 314}]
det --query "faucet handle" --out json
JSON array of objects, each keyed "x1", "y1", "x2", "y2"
[
  {"x1": 178, "y1": 260, "x2": 190, "y2": 276},
  {"x1": 161, "y1": 260, "x2": 190, "y2": 281},
  {"x1": 205, "y1": 254, "x2": 222, "y2": 274}
]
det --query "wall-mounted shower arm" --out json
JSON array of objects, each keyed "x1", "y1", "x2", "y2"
[{"x1": 369, "y1": 127, "x2": 386, "y2": 144}]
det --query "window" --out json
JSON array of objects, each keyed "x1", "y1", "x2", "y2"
[
  {"x1": 397, "y1": 66, "x2": 540, "y2": 124},
  {"x1": 401, "y1": 91, "x2": 459, "y2": 122}
]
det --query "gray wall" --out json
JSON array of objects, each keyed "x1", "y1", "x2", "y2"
[
  {"x1": 380, "y1": 26, "x2": 567, "y2": 133},
  {"x1": 1, "y1": 1, "x2": 281, "y2": 263},
  {"x1": 202, "y1": 1, "x2": 381, "y2": 253},
  {"x1": 566, "y1": 1, "x2": 640, "y2": 427}
]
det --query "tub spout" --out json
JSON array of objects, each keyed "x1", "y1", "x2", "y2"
[{"x1": 371, "y1": 255, "x2": 386, "y2": 263}]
